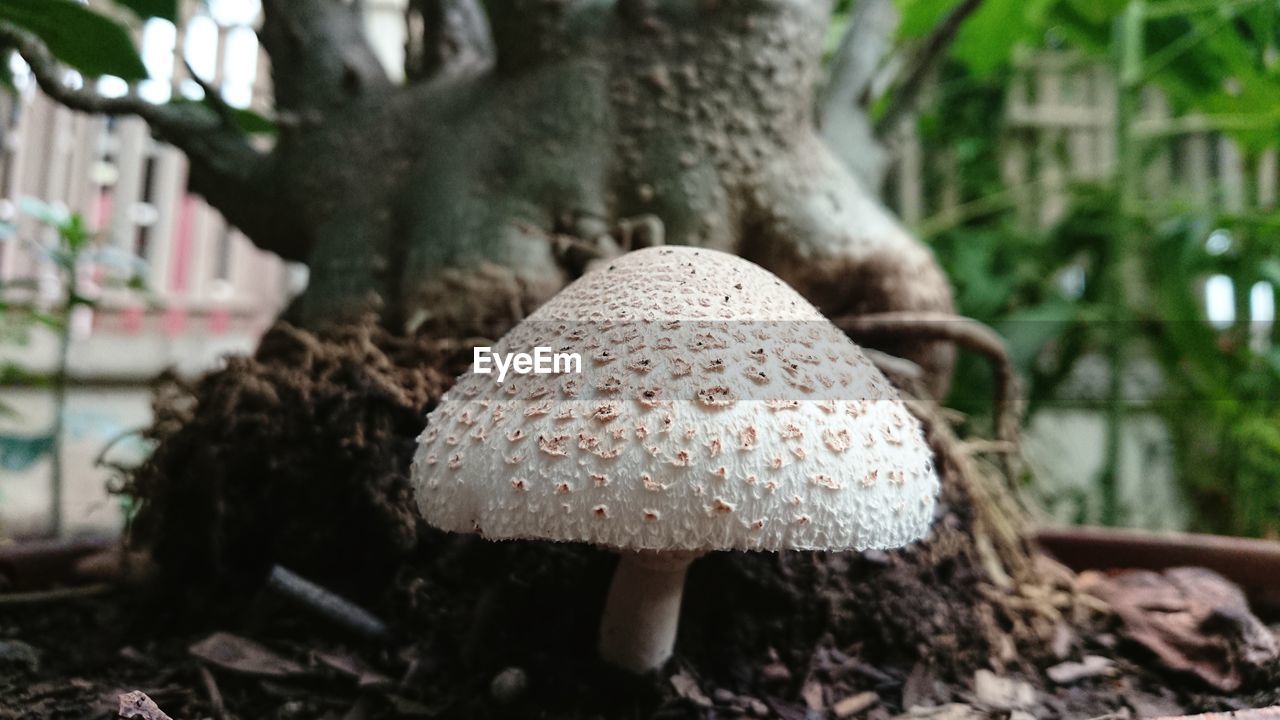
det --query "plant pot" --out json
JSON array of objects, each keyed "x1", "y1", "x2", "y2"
[
  {"x1": 0, "y1": 537, "x2": 113, "y2": 592},
  {"x1": 1036, "y1": 525, "x2": 1280, "y2": 613}
]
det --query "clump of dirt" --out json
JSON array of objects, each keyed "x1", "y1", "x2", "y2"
[
  {"x1": 2, "y1": 542, "x2": 1274, "y2": 719},
  {"x1": 125, "y1": 322, "x2": 464, "y2": 608}
]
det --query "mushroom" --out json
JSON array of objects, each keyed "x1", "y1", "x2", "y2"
[{"x1": 412, "y1": 246, "x2": 939, "y2": 673}]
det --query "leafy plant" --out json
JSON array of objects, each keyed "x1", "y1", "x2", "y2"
[
  {"x1": 0, "y1": 0, "x2": 276, "y2": 135},
  {"x1": 894, "y1": 0, "x2": 1280, "y2": 535},
  {"x1": 0, "y1": 0, "x2": 148, "y2": 80},
  {"x1": 0, "y1": 199, "x2": 148, "y2": 536}
]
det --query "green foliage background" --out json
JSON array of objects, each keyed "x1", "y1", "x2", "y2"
[
  {"x1": 2, "y1": 0, "x2": 1279, "y2": 536},
  {"x1": 874, "y1": 0, "x2": 1280, "y2": 537}
]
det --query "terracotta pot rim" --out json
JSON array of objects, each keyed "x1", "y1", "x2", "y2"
[{"x1": 1036, "y1": 525, "x2": 1280, "y2": 612}]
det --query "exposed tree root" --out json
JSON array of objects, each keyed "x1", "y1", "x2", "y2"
[
  {"x1": 839, "y1": 311, "x2": 1025, "y2": 483},
  {"x1": 846, "y1": 314, "x2": 1090, "y2": 671}
]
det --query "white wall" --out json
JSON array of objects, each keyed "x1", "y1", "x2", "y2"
[{"x1": 0, "y1": 388, "x2": 152, "y2": 538}]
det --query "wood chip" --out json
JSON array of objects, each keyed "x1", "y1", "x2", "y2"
[
  {"x1": 313, "y1": 650, "x2": 393, "y2": 688},
  {"x1": 196, "y1": 664, "x2": 226, "y2": 720},
  {"x1": 116, "y1": 691, "x2": 173, "y2": 720},
  {"x1": 669, "y1": 671, "x2": 713, "y2": 708},
  {"x1": 1152, "y1": 710, "x2": 1280, "y2": 720},
  {"x1": 1046, "y1": 655, "x2": 1116, "y2": 685},
  {"x1": 759, "y1": 661, "x2": 792, "y2": 682},
  {"x1": 972, "y1": 670, "x2": 1035, "y2": 711},
  {"x1": 801, "y1": 681, "x2": 824, "y2": 710},
  {"x1": 188, "y1": 632, "x2": 305, "y2": 678},
  {"x1": 893, "y1": 704, "x2": 986, "y2": 719},
  {"x1": 833, "y1": 690, "x2": 879, "y2": 718},
  {"x1": 1080, "y1": 567, "x2": 1279, "y2": 692}
]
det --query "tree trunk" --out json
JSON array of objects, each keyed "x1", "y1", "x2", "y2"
[{"x1": 247, "y1": 0, "x2": 957, "y2": 391}]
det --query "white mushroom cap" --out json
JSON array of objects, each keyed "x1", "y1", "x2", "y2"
[{"x1": 412, "y1": 246, "x2": 939, "y2": 552}]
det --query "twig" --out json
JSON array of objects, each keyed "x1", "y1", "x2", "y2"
[
  {"x1": 183, "y1": 59, "x2": 237, "y2": 131},
  {"x1": 862, "y1": 347, "x2": 927, "y2": 388},
  {"x1": 874, "y1": 0, "x2": 985, "y2": 137},
  {"x1": 0, "y1": 583, "x2": 111, "y2": 604},
  {"x1": 1151, "y1": 711, "x2": 1280, "y2": 720},
  {"x1": 0, "y1": 23, "x2": 213, "y2": 137},
  {"x1": 197, "y1": 663, "x2": 228, "y2": 720},
  {"x1": 963, "y1": 439, "x2": 1019, "y2": 455},
  {"x1": 265, "y1": 565, "x2": 389, "y2": 640}
]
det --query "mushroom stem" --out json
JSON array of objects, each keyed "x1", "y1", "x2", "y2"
[{"x1": 598, "y1": 550, "x2": 699, "y2": 673}]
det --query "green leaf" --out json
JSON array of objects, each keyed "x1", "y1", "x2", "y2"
[
  {"x1": 0, "y1": 433, "x2": 53, "y2": 471},
  {"x1": 230, "y1": 107, "x2": 277, "y2": 135},
  {"x1": 896, "y1": 0, "x2": 956, "y2": 39},
  {"x1": 0, "y1": 40, "x2": 15, "y2": 94},
  {"x1": 949, "y1": 0, "x2": 1055, "y2": 76},
  {"x1": 1260, "y1": 258, "x2": 1280, "y2": 287},
  {"x1": 60, "y1": 212, "x2": 90, "y2": 252},
  {"x1": 110, "y1": 0, "x2": 177, "y2": 21},
  {"x1": 0, "y1": 0, "x2": 147, "y2": 80},
  {"x1": 997, "y1": 300, "x2": 1078, "y2": 369}
]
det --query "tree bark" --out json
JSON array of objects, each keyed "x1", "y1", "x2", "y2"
[{"x1": 255, "y1": 0, "x2": 956, "y2": 389}]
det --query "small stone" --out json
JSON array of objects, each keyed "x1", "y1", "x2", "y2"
[
  {"x1": 833, "y1": 691, "x2": 879, "y2": 718},
  {"x1": 489, "y1": 667, "x2": 528, "y2": 703},
  {"x1": 712, "y1": 688, "x2": 737, "y2": 704},
  {"x1": 972, "y1": 670, "x2": 1035, "y2": 711},
  {"x1": 1046, "y1": 655, "x2": 1116, "y2": 685},
  {"x1": 0, "y1": 640, "x2": 40, "y2": 673},
  {"x1": 1050, "y1": 622, "x2": 1075, "y2": 659},
  {"x1": 860, "y1": 550, "x2": 891, "y2": 566}
]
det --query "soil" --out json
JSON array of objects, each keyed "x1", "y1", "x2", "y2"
[
  {"x1": 1, "y1": 553, "x2": 1277, "y2": 720},
  {"x1": 3, "y1": 324, "x2": 1279, "y2": 719}
]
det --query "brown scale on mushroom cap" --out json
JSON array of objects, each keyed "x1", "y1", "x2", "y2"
[{"x1": 412, "y1": 247, "x2": 938, "y2": 552}]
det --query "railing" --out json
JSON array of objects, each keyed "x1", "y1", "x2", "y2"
[
  {"x1": 0, "y1": 4, "x2": 290, "y2": 373},
  {"x1": 884, "y1": 52, "x2": 1279, "y2": 231}
]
